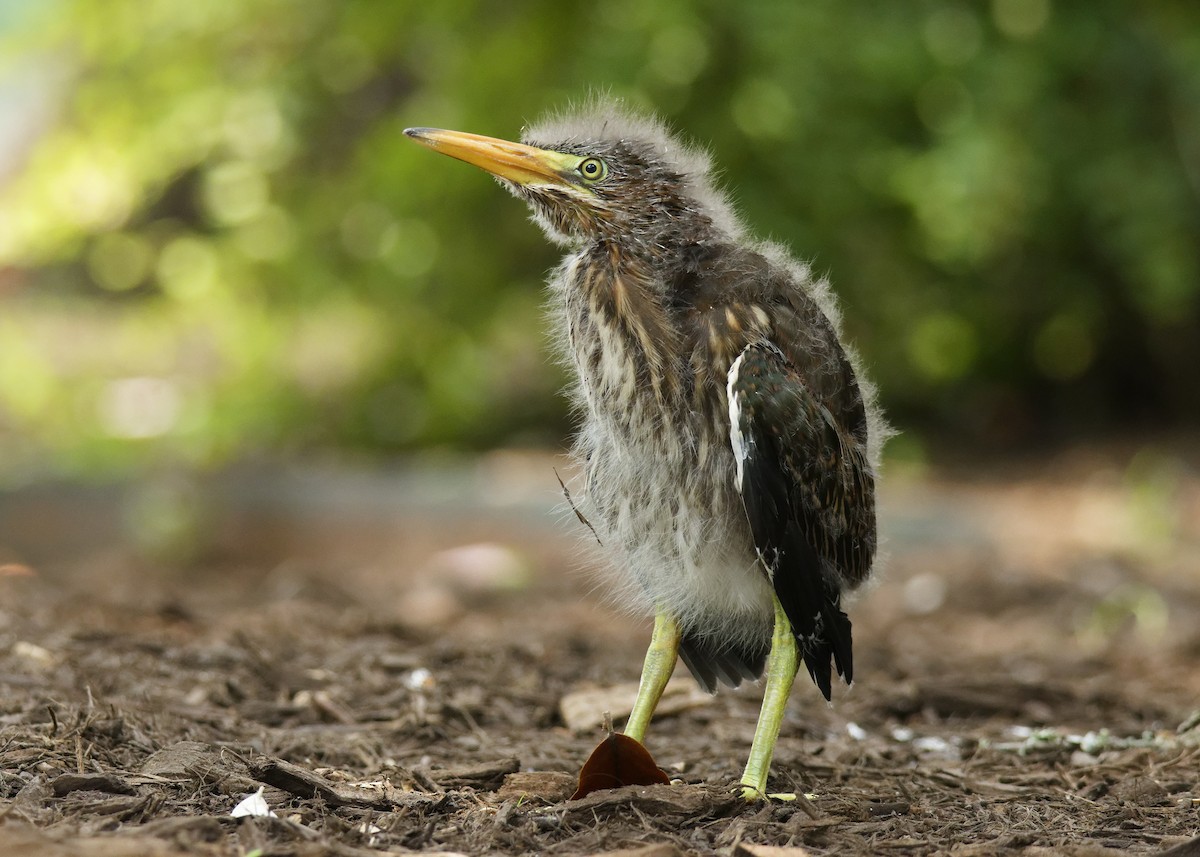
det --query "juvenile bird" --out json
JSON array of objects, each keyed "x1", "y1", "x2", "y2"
[{"x1": 405, "y1": 100, "x2": 884, "y2": 799}]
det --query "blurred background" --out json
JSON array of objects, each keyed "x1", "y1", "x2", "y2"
[
  {"x1": 1, "y1": 7, "x2": 1199, "y2": 849},
  {"x1": 0, "y1": 0, "x2": 1197, "y2": 569}
]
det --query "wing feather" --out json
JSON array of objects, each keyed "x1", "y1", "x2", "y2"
[{"x1": 728, "y1": 341, "x2": 877, "y2": 699}]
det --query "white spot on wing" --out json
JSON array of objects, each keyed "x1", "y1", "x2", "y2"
[{"x1": 727, "y1": 348, "x2": 750, "y2": 491}]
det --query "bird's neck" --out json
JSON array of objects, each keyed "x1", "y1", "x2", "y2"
[
  {"x1": 587, "y1": 227, "x2": 717, "y2": 281},
  {"x1": 561, "y1": 239, "x2": 685, "y2": 406},
  {"x1": 577, "y1": 239, "x2": 668, "y2": 315}
]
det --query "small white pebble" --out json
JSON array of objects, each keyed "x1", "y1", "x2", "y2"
[
  {"x1": 846, "y1": 721, "x2": 868, "y2": 741},
  {"x1": 1079, "y1": 730, "x2": 1110, "y2": 755},
  {"x1": 902, "y1": 572, "x2": 947, "y2": 615},
  {"x1": 404, "y1": 667, "x2": 435, "y2": 691},
  {"x1": 13, "y1": 641, "x2": 56, "y2": 668},
  {"x1": 427, "y1": 543, "x2": 530, "y2": 593},
  {"x1": 913, "y1": 736, "x2": 952, "y2": 754}
]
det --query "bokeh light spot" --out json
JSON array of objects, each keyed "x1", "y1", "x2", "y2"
[
  {"x1": 0, "y1": 329, "x2": 54, "y2": 419},
  {"x1": 993, "y1": 0, "x2": 1050, "y2": 39},
  {"x1": 203, "y1": 161, "x2": 269, "y2": 226},
  {"x1": 924, "y1": 8, "x2": 982, "y2": 66},
  {"x1": 88, "y1": 231, "x2": 153, "y2": 291},
  {"x1": 157, "y1": 235, "x2": 219, "y2": 300},
  {"x1": 731, "y1": 79, "x2": 794, "y2": 140},
  {"x1": 386, "y1": 219, "x2": 440, "y2": 280},
  {"x1": 908, "y1": 311, "x2": 979, "y2": 381},
  {"x1": 1033, "y1": 313, "x2": 1095, "y2": 381},
  {"x1": 646, "y1": 24, "x2": 710, "y2": 87},
  {"x1": 235, "y1": 205, "x2": 296, "y2": 261},
  {"x1": 223, "y1": 90, "x2": 287, "y2": 162},
  {"x1": 98, "y1": 377, "x2": 182, "y2": 438},
  {"x1": 50, "y1": 151, "x2": 134, "y2": 229},
  {"x1": 341, "y1": 202, "x2": 399, "y2": 260}
]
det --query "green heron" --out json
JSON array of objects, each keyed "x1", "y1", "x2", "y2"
[{"x1": 405, "y1": 101, "x2": 883, "y2": 799}]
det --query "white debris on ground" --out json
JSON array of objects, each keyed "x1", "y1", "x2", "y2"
[{"x1": 230, "y1": 787, "x2": 277, "y2": 818}]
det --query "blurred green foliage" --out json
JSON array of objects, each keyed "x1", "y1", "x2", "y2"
[{"x1": 0, "y1": 0, "x2": 1197, "y2": 480}]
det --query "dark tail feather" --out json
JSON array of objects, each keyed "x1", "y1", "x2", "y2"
[
  {"x1": 679, "y1": 632, "x2": 769, "y2": 693},
  {"x1": 800, "y1": 601, "x2": 853, "y2": 702}
]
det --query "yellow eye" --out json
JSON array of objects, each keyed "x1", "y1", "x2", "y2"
[{"x1": 578, "y1": 157, "x2": 608, "y2": 183}]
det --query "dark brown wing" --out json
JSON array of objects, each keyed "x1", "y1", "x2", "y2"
[{"x1": 727, "y1": 340, "x2": 877, "y2": 699}]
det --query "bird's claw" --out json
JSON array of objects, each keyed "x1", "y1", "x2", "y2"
[
  {"x1": 738, "y1": 785, "x2": 765, "y2": 802},
  {"x1": 737, "y1": 785, "x2": 797, "y2": 802}
]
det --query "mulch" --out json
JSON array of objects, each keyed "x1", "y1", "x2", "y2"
[{"x1": 1, "y1": 455, "x2": 1198, "y2": 855}]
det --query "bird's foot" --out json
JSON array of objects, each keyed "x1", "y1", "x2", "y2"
[{"x1": 737, "y1": 785, "x2": 797, "y2": 802}]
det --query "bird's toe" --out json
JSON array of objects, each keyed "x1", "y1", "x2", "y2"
[{"x1": 736, "y1": 784, "x2": 798, "y2": 802}]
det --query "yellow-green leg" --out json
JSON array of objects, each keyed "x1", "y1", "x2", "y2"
[
  {"x1": 623, "y1": 611, "x2": 681, "y2": 743},
  {"x1": 740, "y1": 595, "x2": 799, "y2": 800}
]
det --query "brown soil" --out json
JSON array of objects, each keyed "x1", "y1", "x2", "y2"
[{"x1": 1, "y1": 448, "x2": 1198, "y2": 856}]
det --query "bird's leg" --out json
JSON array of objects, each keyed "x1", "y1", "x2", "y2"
[
  {"x1": 739, "y1": 594, "x2": 799, "y2": 801},
  {"x1": 623, "y1": 610, "x2": 681, "y2": 744}
]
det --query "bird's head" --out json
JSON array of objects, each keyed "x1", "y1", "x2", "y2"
[{"x1": 405, "y1": 101, "x2": 737, "y2": 254}]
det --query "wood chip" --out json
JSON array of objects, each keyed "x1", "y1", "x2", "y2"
[
  {"x1": 1021, "y1": 846, "x2": 1133, "y2": 856},
  {"x1": 496, "y1": 771, "x2": 577, "y2": 803},
  {"x1": 141, "y1": 741, "x2": 235, "y2": 780},
  {"x1": 1158, "y1": 834, "x2": 1200, "y2": 857},
  {"x1": 0, "y1": 821, "x2": 202, "y2": 857},
  {"x1": 559, "y1": 678, "x2": 713, "y2": 732},
  {"x1": 1111, "y1": 775, "x2": 1169, "y2": 806},
  {"x1": 734, "y1": 844, "x2": 814, "y2": 857},
  {"x1": 865, "y1": 800, "x2": 911, "y2": 818},
  {"x1": 50, "y1": 773, "x2": 136, "y2": 796},
  {"x1": 790, "y1": 816, "x2": 844, "y2": 831},
  {"x1": 564, "y1": 783, "x2": 738, "y2": 820},
  {"x1": 425, "y1": 757, "x2": 521, "y2": 791},
  {"x1": 249, "y1": 756, "x2": 392, "y2": 808},
  {"x1": 584, "y1": 845, "x2": 687, "y2": 857}
]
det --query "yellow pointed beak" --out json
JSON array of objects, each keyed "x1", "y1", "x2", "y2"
[{"x1": 404, "y1": 127, "x2": 579, "y2": 187}]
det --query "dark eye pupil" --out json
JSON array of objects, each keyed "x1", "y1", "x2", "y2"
[{"x1": 585, "y1": 162, "x2": 597, "y2": 174}]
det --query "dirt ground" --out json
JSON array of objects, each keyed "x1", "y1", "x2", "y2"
[{"x1": 1, "y1": 445, "x2": 1199, "y2": 856}]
